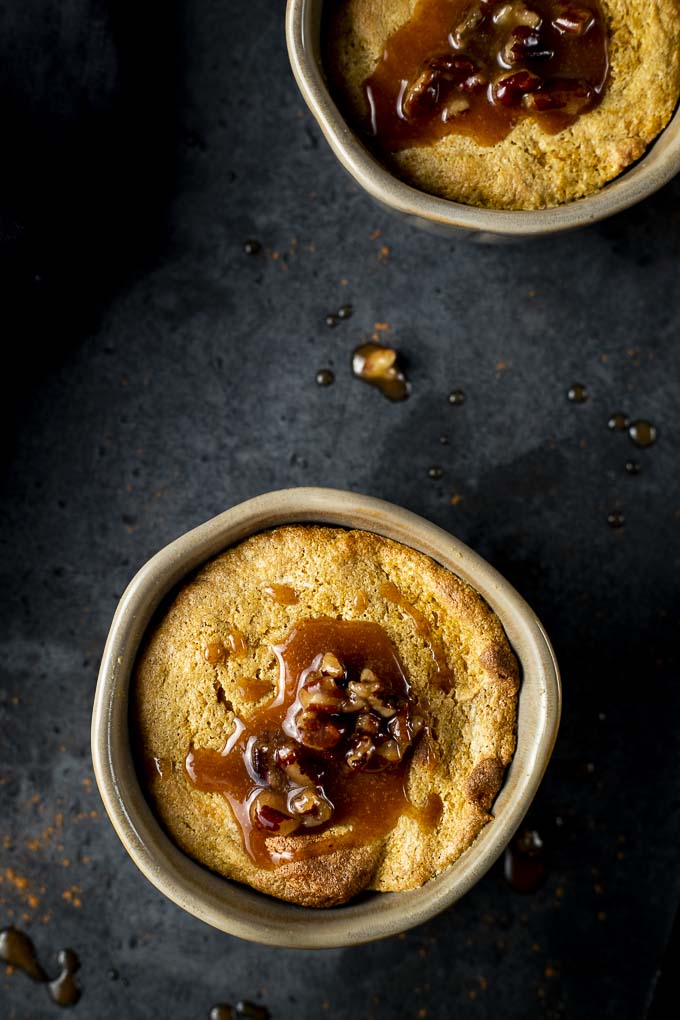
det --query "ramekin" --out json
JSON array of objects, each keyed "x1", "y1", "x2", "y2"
[
  {"x1": 286, "y1": 0, "x2": 680, "y2": 241},
  {"x1": 92, "y1": 487, "x2": 561, "y2": 948}
]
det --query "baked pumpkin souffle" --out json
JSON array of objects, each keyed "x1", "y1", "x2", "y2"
[
  {"x1": 325, "y1": 0, "x2": 680, "y2": 209},
  {"x1": 133, "y1": 526, "x2": 519, "y2": 907}
]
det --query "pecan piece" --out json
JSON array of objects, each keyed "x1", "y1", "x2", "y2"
[
  {"x1": 250, "y1": 789, "x2": 300, "y2": 835},
  {"x1": 450, "y1": 4, "x2": 485, "y2": 48},
  {"x1": 244, "y1": 734, "x2": 276, "y2": 786},
  {"x1": 345, "y1": 734, "x2": 376, "y2": 771},
  {"x1": 551, "y1": 2, "x2": 595, "y2": 35},
  {"x1": 374, "y1": 738, "x2": 402, "y2": 763},
  {"x1": 441, "y1": 95, "x2": 471, "y2": 122},
  {"x1": 493, "y1": 2, "x2": 542, "y2": 30},
  {"x1": 288, "y1": 785, "x2": 334, "y2": 828},
  {"x1": 402, "y1": 53, "x2": 480, "y2": 120},
  {"x1": 274, "y1": 741, "x2": 317, "y2": 787},
  {"x1": 502, "y1": 25, "x2": 554, "y2": 65},
  {"x1": 319, "y1": 652, "x2": 344, "y2": 679},
  {"x1": 293, "y1": 708, "x2": 344, "y2": 750},
  {"x1": 524, "y1": 77, "x2": 594, "y2": 115},
  {"x1": 355, "y1": 711, "x2": 382, "y2": 737},
  {"x1": 493, "y1": 69, "x2": 542, "y2": 107},
  {"x1": 298, "y1": 674, "x2": 346, "y2": 713}
]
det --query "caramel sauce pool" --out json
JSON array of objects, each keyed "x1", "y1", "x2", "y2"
[
  {"x1": 186, "y1": 618, "x2": 423, "y2": 868},
  {"x1": 362, "y1": 0, "x2": 609, "y2": 149}
]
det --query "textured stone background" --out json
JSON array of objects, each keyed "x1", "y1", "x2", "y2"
[{"x1": 1, "y1": 1, "x2": 678, "y2": 1017}]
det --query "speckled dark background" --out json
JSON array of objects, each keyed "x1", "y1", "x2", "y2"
[{"x1": 1, "y1": 1, "x2": 679, "y2": 1018}]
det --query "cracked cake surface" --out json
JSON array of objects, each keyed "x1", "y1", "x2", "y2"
[
  {"x1": 133, "y1": 526, "x2": 519, "y2": 907},
  {"x1": 325, "y1": 0, "x2": 680, "y2": 210}
]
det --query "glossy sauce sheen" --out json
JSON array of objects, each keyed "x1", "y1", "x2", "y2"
[
  {"x1": 186, "y1": 618, "x2": 426, "y2": 868},
  {"x1": 363, "y1": 0, "x2": 609, "y2": 149}
]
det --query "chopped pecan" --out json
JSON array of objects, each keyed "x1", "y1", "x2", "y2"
[
  {"x1": 502, "y1": 25, "x2": 554, "y2": 65},
  {"x1": 319, "y1": 652, "x2": 344, "y2": 679},
  {"x1": 345, "y1": 734, "x2": 376, "y2": 771},
  {"x1": 552, "y1": 2, "x2": 595, "y2": 35},
  {"x1": 250, "y1": 789, "x2": 299, "y2": 835},
  {"x1": 293, "y1": 708, "x2": 344, "y2": 750},
  {"x1": 402, "y1": 53, "x2": 481, "y2": 120},
  {"x1": 524, "y1": 77, "x2": 594, "y2": 114},
  {"x1": 288, "y1": 785, "x2": 334, "y2": 827},
  {"x1": 493, "y1": 69, "x2": 542, "y2": 106},
  {"x1": 493, "y1": 2, "x2": 542, "y2": 30},
  {"x1": 298, "y1": 673, "x2": 346, "y2": 713}
]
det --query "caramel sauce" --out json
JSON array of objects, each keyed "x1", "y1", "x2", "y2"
[
  {"x1": 263, "y1": 583, "x2": 299, "y2": 605},
  {"x1": 204, "y1": 640, "x2": 226, "y2": 664},
  {"x1": 0, "y1": 927, "x2": 81, "y2": 1007},
  {"x1": 361, "y1": 0, "x2": 609, "y2": 149},
  {"x1": 205, "y1": 628, "x2": 246, "y2": 664},
  {"x1": 352, "y1": 343, "x2": 411, "y2": 401},
  {"x1": 49, "y1": 950, "x2": 81, "y2": 1008},
  {"x1": 353, "y1": 589, "x2": 369, "y2": 613},
  {"x1": 418, "y1": 791, "x2": 444, "y2": 829},
  {"x1": 236, "y1": 676, "x2": 275, "y2": 703},
  {"x1": 379, "y1": 581, "x2": 453, "y2": 689},
  {"x1": 186, "y1": 618, "x2": 423, "y2": 868},
  {"x1": 226, "y1": 627, "x2": 248, "y2": 657}
]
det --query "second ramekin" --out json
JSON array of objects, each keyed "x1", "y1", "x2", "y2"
[{"x1": 286, "y1": 0, "x2": 680, "y2": 242}]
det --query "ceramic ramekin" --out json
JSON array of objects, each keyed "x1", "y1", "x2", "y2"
[
  {"x1": 286, "y1": 0, "x2": 680, "y2": 241},
  {"x1": 92, "y1": 487, "x2": 561, "y2": 948}
]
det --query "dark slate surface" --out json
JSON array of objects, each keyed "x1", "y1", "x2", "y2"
[{"x1": 1, "y1": 2, "x2": 679, "y2": 1018}]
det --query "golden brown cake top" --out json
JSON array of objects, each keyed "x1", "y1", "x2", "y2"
[
  {"x1": 326, "y1": 0, "x2": 680, "y2": 209},
  {"x1": 133, "y1": 526, "x2": 519, "y2": 907}
]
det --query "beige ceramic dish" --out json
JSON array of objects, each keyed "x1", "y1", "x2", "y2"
[
  {"x1": 92, "y1": 487, "x2": 561, "y2": 948},
  {"x1": 286, "y1": 0, "x2": 680, "y2": 241}
]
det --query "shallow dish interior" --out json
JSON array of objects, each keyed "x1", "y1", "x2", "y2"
[
  {"x1": 92, "y1": 488, "x2": 561, "y2": 947},
  {"x1": 286, "y1": 0, "x2": 680, "y2": 239}
]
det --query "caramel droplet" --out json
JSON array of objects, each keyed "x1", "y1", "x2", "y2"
[
  {"x1": 204, "y1": 641, "x2": 226, "y2": 665},
  {"x1": 226, "y1": 628, "x2": 248, "y2": 657},
  {"x1": 567, "y1": 383, "x2": 588, "y2": 404},
  {"x1": 263, "y1": 584, "x2": 299, "y2": 606},
  {"x1": 628, "y1": 419, "x2": 657, "y2": 448}
]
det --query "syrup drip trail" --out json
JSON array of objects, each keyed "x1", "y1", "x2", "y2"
[{"x1": 0, "y1": 927, "x2": 81, "y2": 1008}]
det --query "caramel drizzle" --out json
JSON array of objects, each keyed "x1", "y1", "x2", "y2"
[
  {"x1": 379, "y1": 581, "x2": 453, "y2": 689},
  {"x1": 263, "y1": 584, "x2": 299, "y2": 605}
]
